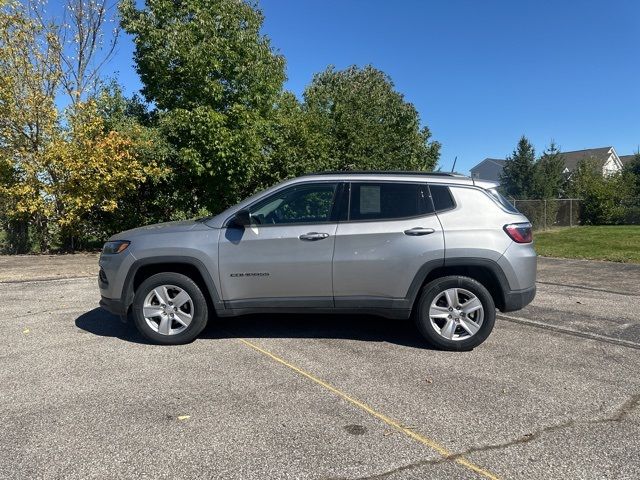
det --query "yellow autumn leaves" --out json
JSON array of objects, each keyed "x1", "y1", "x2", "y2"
[
  {"x1": 0, "y1": 1, "x2": 162, "y2": 246},
  {"x1": 34, "y1": 102, "x2": 164, "y2": 231}
]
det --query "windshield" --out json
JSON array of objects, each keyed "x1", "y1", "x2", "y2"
[{"x1": 487, "y1": 188, "x2": 519, "y2": 213}]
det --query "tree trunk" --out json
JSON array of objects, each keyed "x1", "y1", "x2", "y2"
[{"x1": 3, "y1": 219, "x2": 30, "y2": 254}]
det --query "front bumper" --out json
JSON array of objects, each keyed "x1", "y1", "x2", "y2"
[
  {"x1": 99, "y1": 295, "x2": 129, "y2": 317},
  {"x1": 98, "y1": 250, "x2": 135, "y2": 301},
  {"x1": 501, "y1": 285, "x2": 536, "y2": 312}
]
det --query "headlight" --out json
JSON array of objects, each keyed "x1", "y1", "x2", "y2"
[{"x1": 102, "y1": 240, "x2": 130, "y2": 254}]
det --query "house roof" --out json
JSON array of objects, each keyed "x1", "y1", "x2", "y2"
[
  {"x1": 470, "y1": 158, "x2": 507, "y2": 171},
  {"x1": 473, "y1": 147, "x2": 622, "y2": 174},
  {"x1": 559, "y1": 147, "x2": 613, "y2": 171}
]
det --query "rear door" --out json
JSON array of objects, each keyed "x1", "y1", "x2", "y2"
[
  {"x1": 332, "y1": 181, "x2": 445, "y2": 308},
  {"x1": 218, "y1": 181, "x2": 341, "y2": 308}
]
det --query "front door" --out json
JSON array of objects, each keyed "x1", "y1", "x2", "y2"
[{"x1": 218, "y1": 182, "x2": 340, "y2": 309}]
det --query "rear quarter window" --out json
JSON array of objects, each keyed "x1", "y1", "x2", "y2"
[
  {"x1": 487, "y1": 188, "x2": 519, "y2": 213},
  {"x1": 429, "y1": 185, "x2": 456, "y2": 212}
]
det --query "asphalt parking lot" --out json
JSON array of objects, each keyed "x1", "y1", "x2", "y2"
[{"x1": 2, "y1": 255, "x2": 639, "y2": 479}]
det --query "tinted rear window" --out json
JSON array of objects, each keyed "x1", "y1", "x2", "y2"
[
  {"x1": 349, "y1": 183, "x2": 431, "y2": 221},
  {"x1": 429, "y1": 185, "x2": 455, "y2": 211}
]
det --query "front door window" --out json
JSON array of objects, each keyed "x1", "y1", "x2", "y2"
[{"x1": 249, "y1": 183, "x2": 338, "y2": 225}]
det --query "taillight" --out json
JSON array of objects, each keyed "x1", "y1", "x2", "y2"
[{"x1": 503, "y1": 222, "x2": 532, "y2": 243}]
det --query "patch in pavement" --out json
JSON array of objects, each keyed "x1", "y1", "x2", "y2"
[{"x1": 343, "y1": 424, "x2": 367, "y2": 435}]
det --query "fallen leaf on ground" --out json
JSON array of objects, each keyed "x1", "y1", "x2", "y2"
[{"x1": 177, "y1": 415, "x2": 191, "y2": 421}]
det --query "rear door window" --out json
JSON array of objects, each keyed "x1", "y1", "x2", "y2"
[{"x1": 348, "y1": 182, "x2": 432, "y2": 221}]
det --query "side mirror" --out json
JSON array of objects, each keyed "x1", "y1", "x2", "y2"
[{"x1": 230, "y1": 208, "x2": 251, "y2": 227}]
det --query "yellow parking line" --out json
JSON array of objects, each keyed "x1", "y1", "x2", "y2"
[{"x1": 237, "y1": 338, "x2": 500, "y2": 480}]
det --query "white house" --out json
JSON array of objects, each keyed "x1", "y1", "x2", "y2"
[
  {"x1": 560, "y1": 147, "x2": 623, "y2": 176},
  {"x1": 470, "y1": 146, "x2": 630, "y2": 182}
]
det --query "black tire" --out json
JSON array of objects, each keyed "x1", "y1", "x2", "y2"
[
  {"x1": 414, "y1": 275, "x2": 495, "y2": 351},
  {"x1": 133, "y1": 272, "x2": 209, "y2": 345}
]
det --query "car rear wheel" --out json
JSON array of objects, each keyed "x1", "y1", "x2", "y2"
[
  {"x1": 414, "y1": 275, "x2": 495, "y2": 351},
  {"x1": 133, "y1": 272, "x2": 209, "y2": 345}
]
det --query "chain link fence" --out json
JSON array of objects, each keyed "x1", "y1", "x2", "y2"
[
  {"x1": 511, "y1": 198, "x2": 640, "y2": 230},
  {"x1": 512, "y1": 199, "x2": 581, "y2": 230}
]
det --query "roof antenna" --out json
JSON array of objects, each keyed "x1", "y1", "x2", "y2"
[{"x1": 451, "y1": 156, "x2": 457, "y2": 173}]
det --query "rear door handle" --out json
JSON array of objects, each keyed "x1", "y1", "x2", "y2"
[
  {"x1": 404, "y1": 227, "x2": 436, "y2": 236},
  {"x1": 299, "y1": 232, "x2": 330, "y2": 241}
]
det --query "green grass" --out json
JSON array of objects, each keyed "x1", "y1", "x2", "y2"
[{"x1": 534, "y1": 225, "x2": 640, "y2": 263}]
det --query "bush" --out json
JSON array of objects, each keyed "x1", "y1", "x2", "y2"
[{"x1": 569, "y1": 160, "x2": 635, "y2": 225}]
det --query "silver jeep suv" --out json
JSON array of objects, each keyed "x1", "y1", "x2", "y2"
[{"x1": 99, "y1": 172, "x2": 536, "y2": 350}]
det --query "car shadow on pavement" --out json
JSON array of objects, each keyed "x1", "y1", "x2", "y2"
[
  {"x1": 75, "y1": 307, "x2": 433, "y2": 350},
  {"x1": 75, "y1": 308, "x2": 152, "y2": 344}
]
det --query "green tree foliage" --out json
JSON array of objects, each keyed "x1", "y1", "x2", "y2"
[
  {"x1": 302, "y1": 65, "x2": 440, "y2": 172},
  {"x1": 532, "y1": 141, "x2": 566, "y2": 199},
  {"x1": 121, "y1": 2, "x2": 441, "y2": 215},
  {"x1": 622, "y1": 150, "x2": 640, "y2": 196},
  {"x1": 568, "y1": 160, "x2": 635, "y2": 224},
  {"x1": 87, "y1": 83, "x2": 173, "y2": 239},
  {"x1": 499, "y1": 136, "x2": 536, "y2": 199},
  {"x1": 120, "y1": 0, "x2": 287, "y2": 214},
  {"x1": 257, "y1": 91, "x2": 331, "y2": 187},
  {"x1": 5, "y1": 0, "x2": 443, "y2": 251}
]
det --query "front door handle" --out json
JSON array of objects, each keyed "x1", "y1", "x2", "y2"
[
  {"x1": 404, "y1": 227, "x2": 436, "y2": 236},
  {"x1": 299, "y1": 232, "x2": 330, "y2": 241}
]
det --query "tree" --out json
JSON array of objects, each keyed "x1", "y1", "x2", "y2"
[
  {"x1": 622, "y1": 149, "x2": 640, "y2": 195},
  {"x1": 256, "y1": 91, "x2": 331, "y2": 188},
  {"x1": 39, "y1": 0, "x2": 120, "y2": 107},
  {"x1": 0, "y1": 0, "x2": 61, "y2": 251},
  {"x1": 42, "y1": 101, "x2": 164, "y2": 248},
  {"x1": 88, "y1": 82, "x2": 173, "y2": 237},
  {"x1": 500, "y1": 136, "x2": 536, "y2": 199},
  {"x1": 532, "y1": 141, "x2": 565, "y2": 199},
  {"x1": 568, "y1": 160, "x2": 635, "y2": 224},
  {"x1": 120, "y1": 0, "x2": 286, "y2": 214},
  {"x1": 302, "y1": 65, "x2": 440, "y2": 172},
  {"x1": 0, "y1": 1, "x2": 161, "y2": 251}
]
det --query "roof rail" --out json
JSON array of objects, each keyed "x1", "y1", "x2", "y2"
[{"x1": 306, "y1": 170, "x2": 467, "y2": 177}]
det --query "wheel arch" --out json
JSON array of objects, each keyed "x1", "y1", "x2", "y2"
[
  {"x1": 122, "y1": 256, "x2": 223, "y2": 314},
  {"x1": 408, "y1": 258, "x2": 509, "y2": 313}
]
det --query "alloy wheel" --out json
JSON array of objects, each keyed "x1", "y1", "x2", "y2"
[
  {"x1": 142, "y1": 285, "x2": 194, "y2": 336},
  {"x1": 428, "y1": 288, "x2": 484, "y2": 341}
]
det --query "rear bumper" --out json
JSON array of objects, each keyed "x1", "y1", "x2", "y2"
[
  {"x1": 99, "y1": 296, "x2": 128, "y2": 317},
  {"x1": 501, "y1": 285, "x2": 536, "y2": 312}
]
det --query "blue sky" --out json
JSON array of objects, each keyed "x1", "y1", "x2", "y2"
[{"x1": 107, "y1": 0, "x2": 639, "y2": 174}]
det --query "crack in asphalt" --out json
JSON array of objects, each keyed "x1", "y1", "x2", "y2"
[
  {"x1": 535, "y1": 280, "x2": 638, "y2": 297},
  {"x1": 0, "y1": 275, "x2": 95, "y2": 285},
  {"x1": 337, "y1": 394, "x2": 640, "y2": 480},
  {"x1": 497, "y1": 313, "x2": 640, "y2": 350}
]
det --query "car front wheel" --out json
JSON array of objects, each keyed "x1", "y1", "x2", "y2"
[
  {"x1": 414, "y1": 275, "x2": 495, "y2": 351},
  {"x1": 132, "y1": 272, "x2": 209, "y2": 345}
]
